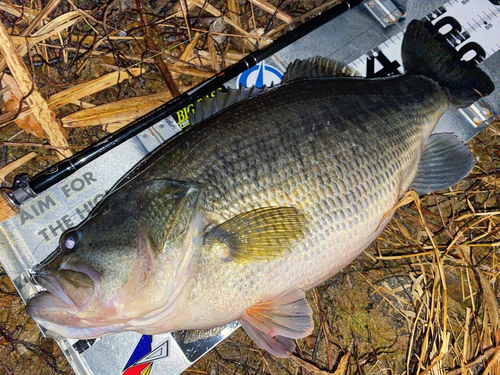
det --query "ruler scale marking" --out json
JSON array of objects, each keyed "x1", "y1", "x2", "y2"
[{"x1": 347, "y1": 0, "x2": 499, "y2": 127}]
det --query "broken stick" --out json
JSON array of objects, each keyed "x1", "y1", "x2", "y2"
[
  {"x1": 248, "y1": 0, "x2": 294, "y2": 24},
  {"x1": 0, "y1": 21, "x2": 72, "y2": 160}
]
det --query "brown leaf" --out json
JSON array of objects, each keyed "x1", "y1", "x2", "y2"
[{"x1": 1, "y1": 74, "x2": 43, "y2": 138}]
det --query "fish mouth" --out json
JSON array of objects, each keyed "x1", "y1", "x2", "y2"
[
  {"x1": 27, "y1": 292, "x2": 121, "y2": 339},
  {"x1": 28, "y1": 265, "x2": 100, "y2": 311},
  {"x1": 26, "y1": 267, "x2": 128, "y2": 339},
  {"x1": 33, "y1": 270, "x2": 77, "y2": 307}
]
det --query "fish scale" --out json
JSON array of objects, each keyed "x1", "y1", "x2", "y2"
[{"x1": 150, "y1": 75, "x2": 448, "y2": 330}]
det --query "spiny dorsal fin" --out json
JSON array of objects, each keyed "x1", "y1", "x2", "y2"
[
  {"x1": 282, "y1": 57, "x2": 360, "y2": 83},
  {"x1": 189, "y1": 86, "x2": 268, "y2": 126},
  {"x1": 239, "y1": 289, "x2": 313, "y2": 358},
  {"x1": 410, "y1": 133, "x2": 475, "y2": 194},
  {"x1": 203, "y1": 206, "x2": 307, "y2": 264}
]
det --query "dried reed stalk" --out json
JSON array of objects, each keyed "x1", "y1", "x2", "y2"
[
  {"x1": 248, "y1": 0, "x2": 293, "y2": 24},
  {"x1": 226, "y1": 0, "x2": 241, "y2": 29},
  {"x1": 62, "y1": 86, "x2": 194, "y2": 130},
  {"x1": 0, "y1": 21, "x2": 71, "y2": 159},
  {"x1": 0, "y1": 152, "x2": 37, "y2": 182},
  {"x1": 0, "y1": 11, "x2": 82, "y2": 73},
  {"x1": 47, "y1": 67, "x2": 143, "y2": 109},
  {"x1": 135, "y1": 0, "x2": 180, "y2": 97}
]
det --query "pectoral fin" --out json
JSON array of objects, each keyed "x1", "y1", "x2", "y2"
[
  {"x1": 203, "y1": 207, "x2": 307, "y2": 264},
  {"x1": 411, "y1": 133, "x2": 475, "y2": 194},
  {"x1": 239, "y1": 289, "x2": 313, "y2": 358}
]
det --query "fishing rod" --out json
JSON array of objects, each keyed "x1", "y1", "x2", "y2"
[{"x1": 4, "y1": 0, "x2": 364, "y2": 209}]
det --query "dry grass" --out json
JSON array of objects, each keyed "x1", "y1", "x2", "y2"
[{"x1": 0, "y1": 0, "x2": 499, "y2": 374}]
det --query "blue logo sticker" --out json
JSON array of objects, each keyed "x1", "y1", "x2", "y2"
[{"x1": 236, "y1": 61, "x2": 283, "y2": 88}]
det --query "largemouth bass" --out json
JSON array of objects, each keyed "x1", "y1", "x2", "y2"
[{"x1": 27, "y1": 20, "x2": 494, "y2": 357}]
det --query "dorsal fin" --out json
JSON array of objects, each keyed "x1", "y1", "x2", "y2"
[
  {"x1": 188, "y1": 86, "x2": 268, "y2": 126},
  {"x1": 282, "y1": 57, "x2": 360, "y2": 83},
  {"x1": 188, "y1": 57, "x2": 359, "y2": 126}
]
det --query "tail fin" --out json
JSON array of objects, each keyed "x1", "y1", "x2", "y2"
[{"x1": 402, "y1": 20, "x2": 494, "y2": 108}]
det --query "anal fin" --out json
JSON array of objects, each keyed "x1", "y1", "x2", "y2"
[
  {"x1": 173, "y1": 325, "x2": 226, "y2": 344},
  {"x1": 411, "y1": 133, "x2": 475, "y2": 194},
  {"x1": 239, "y1": 289, "x2": 313, "y2": 358}
]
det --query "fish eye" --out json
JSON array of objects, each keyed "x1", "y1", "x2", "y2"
[{"x1": 60, "y1": 231, "x2": 82, "y2": 254}]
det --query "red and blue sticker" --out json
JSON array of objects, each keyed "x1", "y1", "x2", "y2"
[{"x1": 122, "y1": 335, "x2": 169, "y2": 375}]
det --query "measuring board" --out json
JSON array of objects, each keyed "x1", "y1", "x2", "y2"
[
  {"x1": 351, "y1": 0, "x2": 500, "y2": 73},
  {"x1": 347, "y1": 0, "x2": 499, "y2": 128},
  {"x1": 0, "y1": 1, "x2": 498, "y2": 374}
]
